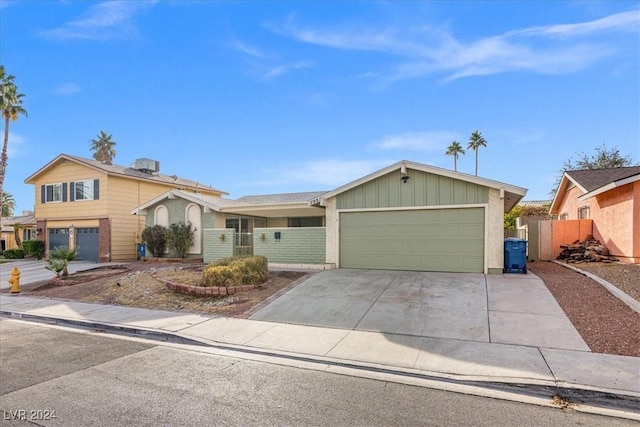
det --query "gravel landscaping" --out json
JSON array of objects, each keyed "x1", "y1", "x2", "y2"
[{"x1": 527, "y1": 260, "x2": 640, "y2": 357}]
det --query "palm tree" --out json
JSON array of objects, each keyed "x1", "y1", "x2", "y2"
[
  {"x1": 467, "y1": 130, "x2": 487, "y2": 176},
  {"x1": 0, "y1": 65, "x2": 27, "y2": 220},
  {"x1": 90, "y1": 130, "x2": 117, "y2": 164},
  {"x1": 445, "y1": 141, "x2": 465, "y2": 172},
  {"x1": 1, "y1": 190, "x2": 15, "y2": 216},
  {"x1": 12, "y1": 222, "x2": 22, "y2": 249}
]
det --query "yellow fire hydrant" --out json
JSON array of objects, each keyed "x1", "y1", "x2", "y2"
[{"x1": 8, "y1": 267, "x2": 21, "y2": 294}]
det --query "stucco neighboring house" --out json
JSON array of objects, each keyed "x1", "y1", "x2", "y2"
[
  {"x1": 25, "y1": 154, "x2": 227, "y2": 262},
  {"x1": 0, "y1": 211, "x2": 37, "y2": 252},
  {"x1": 549, "y1": 166, "x2": 640, "y2": 263},
  {"x1": 137, "y1": 160, "x2": 527, "y2": 274}
]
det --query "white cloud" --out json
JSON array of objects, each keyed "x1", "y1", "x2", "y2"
[
  {"x1": 229, "y1": 40, "x2": 266, "y2": 59},
  {"x1": 38, "y1": 1, "x2": 155, "y2": 41},
  {"x1": 265, "y1": 60, "x2": 314, "y2": 79},
  {"x1": 51, "y1": 82, "x2": 82, "y2": 95},
  {"x1": 372, "y1": 131, "x2": 460, "y2": 151},
  {"x1": 272, "y1": 9, "x2": 640, "y2": 82},
  {"x1": 507, "y1": 10, "x2": 640, "y2": 38}
]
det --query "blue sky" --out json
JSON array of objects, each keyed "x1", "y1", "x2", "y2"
[{"x1": 1, "y1": 0, "x2": 639, "y2": 213}]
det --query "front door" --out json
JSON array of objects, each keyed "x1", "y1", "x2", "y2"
[
  {"x1": 226, "y1": 218, "x2": 253, "y2": 256},
  {"x1": 186, "y1": 204, "x2": 202, "y2": 254}
]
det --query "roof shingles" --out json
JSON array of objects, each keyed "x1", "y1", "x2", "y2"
[{"x1": 567, "y1": 166, "x2": 640, "y2": 193}]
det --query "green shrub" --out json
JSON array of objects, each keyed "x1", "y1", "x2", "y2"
[
  {"x1": 3, "y1": 248, "x2": 25, "y2": 259},
  {"x1": 166, "y1": 222, "x2": 194, "y2": 258},
  {"x1": 45, "y1": 258, "x2": 67, "y2": 277},
  {"x1": 47, "y1": 246, "x2": 77, "y2": 277},
  {"x1": 141, "y1": 225, "x2": 167, "y2": 257},
  {"x1": 202, "y1": 256, "x2": 268, "y2": 287},
  {"x1": 22, "y1": 240, "x2": 45, "y2": 259}
]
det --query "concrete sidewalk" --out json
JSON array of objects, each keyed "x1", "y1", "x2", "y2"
[{"x1": 1, "y1": 294, "x2": 638, "y2": 419}]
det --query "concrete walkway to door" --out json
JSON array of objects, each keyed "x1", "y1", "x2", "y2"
[{"x1": 250, "y1": 269, "x2": 589, "y2": 351}]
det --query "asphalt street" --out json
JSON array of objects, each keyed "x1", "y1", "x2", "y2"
[{"x1": 1, "y1": 319, "x2": 636, "y2": 427}]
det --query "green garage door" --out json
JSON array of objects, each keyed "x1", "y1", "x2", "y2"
[{"x1": 339, "y1": 208, "x2": 484, "y2": 273}]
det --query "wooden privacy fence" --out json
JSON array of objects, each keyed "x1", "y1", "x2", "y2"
[{"x1": 528, "y1": 219, "x2": 593, "y2": 261}]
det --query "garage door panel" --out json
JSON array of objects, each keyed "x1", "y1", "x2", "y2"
[{"x1": 340, "y1": 208, "x2": 484, "y2": 273}]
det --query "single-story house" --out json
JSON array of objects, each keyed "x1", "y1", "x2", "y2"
[
  {"x1": 0, "y1": 211, "x2": 37, "y2": 252},
  {"x1": 134, "y1": 160, "x2": 527, "y2": 274},
  {"x1": 550, "y1": 166, "x2": 640, "y2": 263},
  {"x1": 25, "y1": 154, "x2": 227, "y2": 262},
  {"x1": 132, "y1": 189, "x2": 327, "y2": 261}
]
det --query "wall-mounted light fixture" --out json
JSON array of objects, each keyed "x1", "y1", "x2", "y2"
[
  {"x1": 400, "y1": 163, "x2": 410, "y2": 183},
  {"x1": 260, "y1": 233, "x2": 266, "y2": 241},
  {"x1": 219, "y1": 234, "x2": 225, "y2": 241},
  {"x1": 36, "y1": 228, "x2": 41, "y2": 236}
]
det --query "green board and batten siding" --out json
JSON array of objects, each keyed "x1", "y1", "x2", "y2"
[{"x1": 337, "y1": 170, "x2": 488, "y2": 273}]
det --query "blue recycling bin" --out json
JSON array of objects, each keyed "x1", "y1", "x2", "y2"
[
  {"x1": 504, "y1": 238, "x2": 527, "y2": 274},
  {"x1": 137, "y1": 243, "x2": 146, "y2": 259}
]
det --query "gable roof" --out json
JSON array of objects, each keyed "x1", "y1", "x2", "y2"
[
  {"x1": 1, "y1": 213, "x2": 36, "y2": 233},
  {"x1": 566, "y1": 167, "x2": 640, "y2": 193},
  {"x1": 235, "y1": 191, "x2": 328, "y2": 205},
  {"x1": 132, "y1": 189, "x2": 326, "y2": 218},
  {"x1": 25, "y1": 154, "x2": 228, "y2": 195},
  {"x1": 550, "y1": 166, "x2": 640, "y2": 213},
  {"x1": 518, "y1": 200, "x2": 551, "y2": 207},
  {"x1": 320, "y1": 160, "x2": 527, "y2": 212}
]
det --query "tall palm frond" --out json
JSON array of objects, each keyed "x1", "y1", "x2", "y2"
[{"x1": 90, "y1": 130, "x2": 117, "y2": 164}]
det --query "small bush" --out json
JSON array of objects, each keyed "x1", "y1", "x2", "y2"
[
  {"x1": 202, "y1": 256, "x2": 268, "y2": 287},
  {"x1": 141, "y1": 225, "x2": 167, "y2": 257},
  {"x1": 47, "y1": 246, "x2": 77, "y2": 277},
  {"x1": 45, "y1": 258, "x2": 67, "y2": 277},
  {"x1": 22, "y1": 240, "x2": 45, "y2": 259},
  {"x1": 3, "y1": 248, "x2": 25, "y2": 259},
  {"x1": 166, "y1": 222, "x2": 194, "y2": 258}
]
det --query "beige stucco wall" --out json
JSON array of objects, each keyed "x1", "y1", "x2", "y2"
[
  {"x1": 486, "y1": 188, "x2": 504, "y2": 274},
  {"x1": 325, "y1": 197, "x2": 338, "y2": 266}
]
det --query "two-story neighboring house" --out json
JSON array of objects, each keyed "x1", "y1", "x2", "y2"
[{"x1": 25, "y1": 154, "x2": 226, "y2": 262}]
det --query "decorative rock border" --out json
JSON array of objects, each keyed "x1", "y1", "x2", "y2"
[{"x1": 152, "y1": 273, "x2": 259, "y2": 297}]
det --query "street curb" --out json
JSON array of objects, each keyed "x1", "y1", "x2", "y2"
[{"x1": 2, "y1": 310, "x2": 639, "y2": 421}]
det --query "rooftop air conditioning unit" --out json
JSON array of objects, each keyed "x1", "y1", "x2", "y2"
[{"x1": 132, "y1": 158, "x2": 160, "y2": 173}]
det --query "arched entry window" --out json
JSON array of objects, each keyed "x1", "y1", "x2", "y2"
[
  {"x1": 186, "y1": 203, "x2": 201, "y2": 254},
  {"x1": 155, "y1": 205, "x2": 169, "y2": 227}
]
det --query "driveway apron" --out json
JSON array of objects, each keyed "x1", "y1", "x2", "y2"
[{"x1": 250, "y1": 268, "x2": 589, "y2": 351}]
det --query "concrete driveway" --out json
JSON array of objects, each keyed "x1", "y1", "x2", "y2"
[
  {"x1": 0, "y1": 259, "x2": 120, "y2": 290},
  {"x1": 250, "y1": 269, "x2": 589, "y2": 351}
]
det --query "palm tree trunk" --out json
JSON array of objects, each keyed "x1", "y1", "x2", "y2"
[
  {"x1": 475, "y1": 150, "x2": 479, "y2": 176},
  {"x1": 14, "y1": 225, "x2": 22, "y2": 249},
  {"x1": 0, "y1": 116, "x2": 10, "y2": 218}
]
